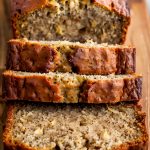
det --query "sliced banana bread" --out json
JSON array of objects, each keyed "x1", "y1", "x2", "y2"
[
  {"x1": 3, "y1": 102, "x2": 148, "y2": 150},
  {"x1": 11, "y1": 0, "x2": 130, "y2": 44},
  {"x1": 2, "y1": 70, "x2": 142, "y2": 103},
  {"x1": 7, "y1": 39, "x2": 135, "y2": 74}
]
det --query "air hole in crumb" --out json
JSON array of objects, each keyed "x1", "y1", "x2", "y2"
[
  {"x1": 65, "y1": 1, "x2": 69, "y2": 5},
  {"x1": 79, "y1": 27, "x2": 86, "y2": 33},
  {"x1": 17, "y1": 9, "x2": 21, "y2": 14},
  {"x1": 55, "y1": 145, "x2": 61, "y2": 150},
  {"x1": 60, "y1": 7, "x2": 64, "y2": 11},
  {"x1": 85, "y1": 5, "x2": 88, "y2": 9},
  {"x1": 47, "y1": 11, "x2": 50, "y2": 16},
  {"x1": 79, "y1": 3, "x2": 84, "y2": 9},
  {"x1": 111, "y1": 2, "x2": 114, "y2": 8}
]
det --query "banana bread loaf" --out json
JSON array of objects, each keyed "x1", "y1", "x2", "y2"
[
  {"x1": 3, "y1": 102, "x2": 148, "y2": 150},
  {"x1": 11, "y1": 0, "x2": 130, "y2": 44},
  {"x1": 7, "y1": 39, "x2": 135, "y2": 74},
  {"x1": 2, "y1": 70, "x2": 142, "y2": 103}
]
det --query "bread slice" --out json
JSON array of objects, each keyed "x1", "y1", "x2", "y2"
[
  {"x1": 7, "y1": 39, "x2": 135, "y2": 75},
  {"x1": 11, "y1": 0, "x2": 130, "y2": 44},
  {"x1": 2, "y1": 70, "x2": 142, "y2": 103},
  {"x1": 3, "y1": 102, "x2": 148, "y2": 150}
]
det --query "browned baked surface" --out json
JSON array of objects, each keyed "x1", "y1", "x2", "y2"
[
  {"x1": 2, "y1": 70, "x2": 142, "y2": 103},
  {"x1": 3, "y1": 102, "x2": 148, "y2": 150},
  {"x1": 7, "y1": 39, "x2": 135, "y2": 74},
  {"x1": 10, "y1": 0, "x2": 130, "y2": 44},
  {"x1": 10, "y1": 0, "x2": 130, "y2": 18}
]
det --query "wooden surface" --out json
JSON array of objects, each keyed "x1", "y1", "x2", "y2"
[
  {"x1": 126, "y1": 1, "x2": 150, "y2": 149},
  {"x1": 0, "y1": 0, "x2": 150, "y2": 149}
]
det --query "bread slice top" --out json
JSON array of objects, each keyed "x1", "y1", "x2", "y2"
[
  {"x1": 3, "y1": 70, "x2": 141, "y2": 82},
  {"x1": 3, "y1": 70, "x2": 142, "y2": 103},
  {"x1": 3, "y1": 102, "x2": 148, "y2": 150},
  {"x1": 7, "y1": 39, "x2": 136, "y2": 75},
  {"x1": 9, "y1": 39, "x2": 134, "y2": 49}
]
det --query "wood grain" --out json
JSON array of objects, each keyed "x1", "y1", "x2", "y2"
[
  {"x1": 0, "y1": 0, "x2": 149, "y2": 149},
  {"x1": 126, "y1": 1, "x2": 150, "y2": 148}
]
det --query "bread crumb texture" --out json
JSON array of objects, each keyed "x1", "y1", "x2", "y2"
[
  {"x1": 4, "y1": 103, "x2": 147, "y2": 150},
  {"x1": 12, "y1": 0, "x2": 130, "y2": 44}
]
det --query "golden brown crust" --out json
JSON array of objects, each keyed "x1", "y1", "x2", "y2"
[
  {"x1": 7, "y1": 40, "x2": 59, "y2": 73},
  {"x1": 10, "y1": 0, "x2": 130, "y2": 18},
  {"x1": 10, "y1": 0, "x2": 130, "y2": 44},
  {"x1": 2, "y1": 70, "x2": 142, "y2": 103},
  {"x1": 2, "y1": 72, "x2": 63, "y2": 103},
  {"x1": 6, "y1": 39, "x2": 135, "y2": 75},
  {"x1": 3, "y1": 103, "x2": 148, "y2": 150},
  {"x1": 111, "y1": 105, "x2": 148, "y2": 150},
  {"x1": 10, "y1": 0, "x2": 47, "y2": 17},
  {"x1": 80, "y1": 77, "x2": 142, "y2": 103},
  {"x1": 70, "y1": 46, "x2": 135, "y2": 75},
  {"x1": 116, "y1": 48, "x2": 136, "y2": 74},
  {"x1": 3, "y1": 105, "x2": 15, "y2": 149},
  {"x1": 94, "y1": 0, "x2": 130, "y2": 17},
  {"x1": 3, "y1": 104, "x2": 37, "y2": 150}
]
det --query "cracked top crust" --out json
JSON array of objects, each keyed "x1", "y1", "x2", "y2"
[{"x1": 10, "y1": 0, "x2": 130, "y2": 18}]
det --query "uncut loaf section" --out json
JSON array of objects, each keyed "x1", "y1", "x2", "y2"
[{"x1": 11, "y1": 0, "x2": 130, "y2": 44}]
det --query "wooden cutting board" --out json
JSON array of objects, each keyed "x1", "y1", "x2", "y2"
[
  {"x1": 0, "y1": 0, "x2": 150, "y2": 149},
  {"x1": 126, "y1": 1, "x2": 150, "y2": 149}
]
